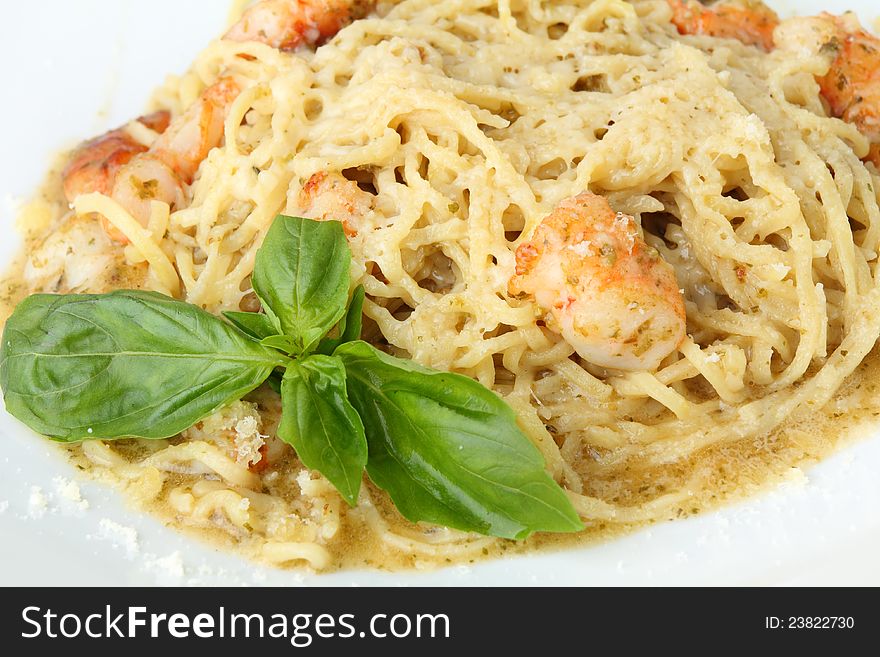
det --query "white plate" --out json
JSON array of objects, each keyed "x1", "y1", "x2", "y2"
[{"x1": 1, "y1": 0, "x2": 878, "y2": 587}]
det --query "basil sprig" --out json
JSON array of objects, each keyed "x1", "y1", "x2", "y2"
[{"x1": 0, "y1": 215, "x2": 582, "y2": 539}]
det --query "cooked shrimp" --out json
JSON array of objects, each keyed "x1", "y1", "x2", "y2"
[
  {"x1": 296, "y1": 171, "x2": 374, "y2": 237},
  {"x1": 151, "y1": 77, "x2": 241, "y2": 185},
  {"x1": 776, "y1": 13, "x2": 880, "y2": 167},
  {"x1": 63, "y1": 78, "x2": 241, "y2": 242},
  {"x1": 667, "y1": 0, "x2": 779, "y2": 51},
  {"x1": 108, "y1": 77, "x2": 241, "y2": 236},
  {"x1": 670, "y1": 6, "x2": 879, "y2": 166},
  {"x1": 508, "y1": 193, "x2": 686, "y2": 371},
  {"x1": 61, "y1": 110, "x2": 171, "y2": 202},
  {"x1": 225, "y1": 0, "x2": 375, "y2": 51},
  {"x1": 23, "y1": 215, "x2": 128, "y2": 293}
]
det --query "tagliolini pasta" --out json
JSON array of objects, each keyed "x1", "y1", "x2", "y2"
[{"x1": 4, "y1": 0, "x2": 880, "y2": 571}]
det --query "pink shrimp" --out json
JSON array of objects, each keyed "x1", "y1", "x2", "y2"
[
  {"x1": 105, "y1": 77, "x2": 241, "y2": 241},
  {"x1": 296, "y1": 171, "x2": 374, "y2": 237},
  {"x1": 509, "y1": 193, "x2": 686, "y2": 371},
  {"x1": 224, "y1": 0, "x2": 375, "y2": 51},
  {"x1": 776, "y1": 13, "x2": 880, "y2": 167},
  {"x1": 666, "y1": 0, "x2": 779, "y2": 52},
  {"x1": 62, "y1": 78, "x2": 240, "y2": 243},
  {"x1": 61, "y1": 111, "x2": 171, "y2": 203},
  {"x1": 670, "y1": 5, "x2": 880, "y2": 167}
]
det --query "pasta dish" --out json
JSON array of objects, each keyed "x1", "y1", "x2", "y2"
[{"x1": 2, "y1": 0, "x2": 880, "y2": 572}]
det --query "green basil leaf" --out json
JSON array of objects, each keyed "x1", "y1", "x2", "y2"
[
  {"x1": 317, "y1": 285, "x2": 365, "y2": 356},
  {"x1": 260, "y1": 334, "x2": 299, "y2": 355},
  {"x1": 267, "y1": 371, "x2": 283, "y2": 394},
  {"x1": 335, "y1": 341, "x2": 583, "y2": 539},
  {"x1": 223, "y1": 310, "x2": 279, "y2": 340},
  {"x1": 0, "y1": 291, "x2": 286, "y2": 442},
  {"x1": 252, "y1": 215, "x2": 350, "y2": 353},
  {"x1": 338, "y1": 285, "x2": 365, "y2": 344},
  {"x1": 278, "y1": 355, "x2": 367, "y2": 506}
]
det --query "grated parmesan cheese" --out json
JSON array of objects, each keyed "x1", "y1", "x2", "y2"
[
  {"x1": 28, "y1": 486, "x2": 48, "y2": 519},
  {"x1": 183, "y1": 400, "x2": 266, "y2": 467},
  {"x1": 233, "y1": 415, "x2": 265, "y2": 466},
  {"x1": 93, "y1": 518, "x2": 140, "y2": 558},
  {"x1": 53, "y1": 476, "x2": 89, "y2": 511},
  {"x1": 142, "y1": 551, "x2": 186, "y2": 582}
]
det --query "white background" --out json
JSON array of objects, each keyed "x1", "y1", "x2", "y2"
[{"x1": 0, "y1": 1, "x2": 878, "y2": 586}]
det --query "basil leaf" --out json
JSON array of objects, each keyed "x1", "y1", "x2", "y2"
[
  {"x1": 225, "y1": 311, "x2": 298, "y2": 355},
  {"x1": 267, "y1": 372, "x2": 283, "y2": 394},
  {"x1": 335, "y1": 341, "x2": 583, "y2": 539},
  {"x1": 0, "y1": 291, "x2": 286, "y2": 442},
  {"x1": 278, "y1": 355, "x2": 367, "y2": 506},
  {"x1": 223, "y1": 310, "x2": 279, "y2": 340},
  {"x1": 252, "y1": 215, "x2": 350, "y2": 353},
  {"x1": 337, "y1": 285, "x2": 365, "y2": 344},
  {"x1": 317, "y1": 285, "x2": 365, "y2": 355},
  {"x1": 260, "y1": 334, "x2": 299, "y2": 355}
]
